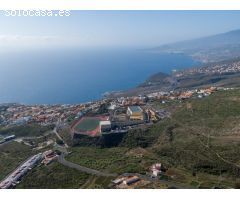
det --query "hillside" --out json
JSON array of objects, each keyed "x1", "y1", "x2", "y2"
[
  {"x1": 16, "y1": 88, "x2": 240, "y2": 188},
  {"x1": 145, "y1": 89, "x2": 240, "y2": 188},
  {"x1": 138, "y1": 72, "x2": 173, "y2": 88},
  {"x1": 173, "y1": 57, "x2": 240, "y2": 89},
  {"x1": 82, "y1": 89, "x2": 240, "y2": 188},
  {"x1": 151, "y1": 29, "x2": 240, "y2": 63}
]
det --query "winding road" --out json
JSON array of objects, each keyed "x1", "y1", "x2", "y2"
[
  {"x1": 57, "y1": 154, "x2": 193, "y2": 188},
  {"x1": 58, "y1": 154, "x2": 117, "y2": 177}
]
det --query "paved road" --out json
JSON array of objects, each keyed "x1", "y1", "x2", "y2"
[
  {"x1": 58, "y1": 154, "x2": 117, "y2": 177},
  {"x1": 53, "y1": 126, "x2": 69, "y2": 148},
  {"x1": 57, "y1": 155, "x2": 191, "y2": 188},
  {"x1": 57, "y1": 154, "x2": 192, "y2": 188}
]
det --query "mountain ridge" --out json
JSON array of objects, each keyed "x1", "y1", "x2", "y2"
[{"x1": 150, "y1": 29, "x2": 240, "y2": 63}]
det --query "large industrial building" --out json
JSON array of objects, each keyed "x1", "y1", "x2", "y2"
[{"x1": 127, "y1": 106, "x2": 144, "y2": 121}]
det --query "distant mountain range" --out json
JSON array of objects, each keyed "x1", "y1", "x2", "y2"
[
  {"x1": 105, "y1": 29, "x2": 240, "y2": 98},
  {"x1": 151, "y1": 29, "x2": 240, "y2": 63}
]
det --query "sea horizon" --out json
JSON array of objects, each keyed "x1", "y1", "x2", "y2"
[{"x1": 0, "y1": 48, "x2": 200, "y2": 105}]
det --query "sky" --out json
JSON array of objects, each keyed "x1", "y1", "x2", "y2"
[{"x1": 0, "y1": 10, "x2": 240, "y2": 50}]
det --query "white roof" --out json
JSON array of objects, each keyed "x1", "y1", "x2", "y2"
[
  {"x1": 100, "y1": 120, "x2": 111, "y2": 126},
  {"x1": 108, "y1": 104, "x2": 116, "y2": 110}
]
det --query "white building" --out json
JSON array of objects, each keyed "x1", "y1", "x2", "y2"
[{"x1": 99, "y1": 120, "x2": 111, "y2": 133}]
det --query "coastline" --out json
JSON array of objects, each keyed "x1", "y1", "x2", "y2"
[{"x1": 0, "y1": 50, "x2": 199, "y2": 105}]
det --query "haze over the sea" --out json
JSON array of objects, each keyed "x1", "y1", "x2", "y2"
[
  {"x1": 0, "y1": 49, "x2": 198, "y2": 104},
  {"x1": 1, "y1": 10, "x2": 240, "y2": 104}
]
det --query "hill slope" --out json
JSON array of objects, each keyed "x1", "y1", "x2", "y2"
[
  {"x1": 152, "y1": 29, "x2": 240, "y2": 63},
  {"x1": 14, "y1": 89, "x2": 240, "y2": 189}
]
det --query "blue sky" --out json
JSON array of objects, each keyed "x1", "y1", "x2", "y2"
[{"x1": 0, "y1": 10, "x2": 240, "y2": 50}]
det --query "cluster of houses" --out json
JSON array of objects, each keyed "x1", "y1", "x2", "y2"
[
  {"x1": 111, "y1": 163, "x2": 166, "y2": 189},
  {"x1": 0, "y1": 86, "x2": 234, "y2": 132},
  {"x1": 107, "y1": 96, "x2": 147, "y2": 114},
  {"x1": 0, "y1": 153, "x2": 43, "y2": 189},
  {"x1": 173, "y1": 60, "x2": 240, "y2": 78},
  {"x1": 0, "y1": 99, "x2": 108, "y2": 127},
  {"x1": 108, "y1": 86, "x2": 235, "y2": 109},
  {"x1": 0, "y1": 149, "x2": 60, "y2": 189},
  {"x1": 145, "y1": 86, "x2": 219, "y2": 101},
  {"x1": 116, "y1": 96, "x2": 146, "y2": 106},
  {"x1": 103, "y1": 87, "x2": 224, "y2": 131}
]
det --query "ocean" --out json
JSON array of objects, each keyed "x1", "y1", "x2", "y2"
[{"x1": 0, "y1": 48, "x2": 199, "y2": 104}]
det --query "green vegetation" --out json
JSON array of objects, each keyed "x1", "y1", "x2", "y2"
[
  {"x1": 58, "y1": 128, "x2": 73, "y2": 146},
  {"x1": 177, "y1": 73, "x2": 240, "y2": 89},
  {"x1": 17, "y1": 162, "x2": 89, "y2": 189},
  {"x1": 80, "y1": 176, "x2": 113, "y2": 189},
  {"x1": 22, "y1": 132, "x2": 56, "y2": 148},
  {"x1": 120, "y1": 124, "x2": 166, "y2": 148},
  {"x1": 56, "y1": 138, "x2": 64, "y2": 145},
  {"x1": 95, "y1": 103, "x2": 109, "y2": 115},
  {"x1": 0, "y1": 141, "x2": 33, "y2": 180},
  {"x1": 2, "y1": 89, "x2": 240, "y2": 188},
  {"x1": 148, "y1": 89, "x2": 240, "y2": 188},
  {"x1": 0, "y1": 124, "x2": 54, "y2": 137},
  {"x1": 66, "y1": 89, "x2": 240, "y2": 188},
  {"x1": 66, "y1": 146, "x2": 156, "y2": 174},
  {"x1": 75, "y1": 118, "x2": 99, "y2": 131},
  {"x1": 17, "y1": 159, "x2": 113, "y2": 189},
  {"x1": 139, "y1": 72, "x2": 170, "y2": 88},
  {"x1": 67, "y1": 115, "x2": 76, "y2": 123}
]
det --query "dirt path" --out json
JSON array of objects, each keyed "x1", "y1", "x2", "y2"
[{"x1": 199, "y1": 138, "x2": 240, "y2": 170}]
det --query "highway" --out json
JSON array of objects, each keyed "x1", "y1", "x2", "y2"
[{"x1": 58, "y1": 154, "x2": 117, "y2": 177}]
